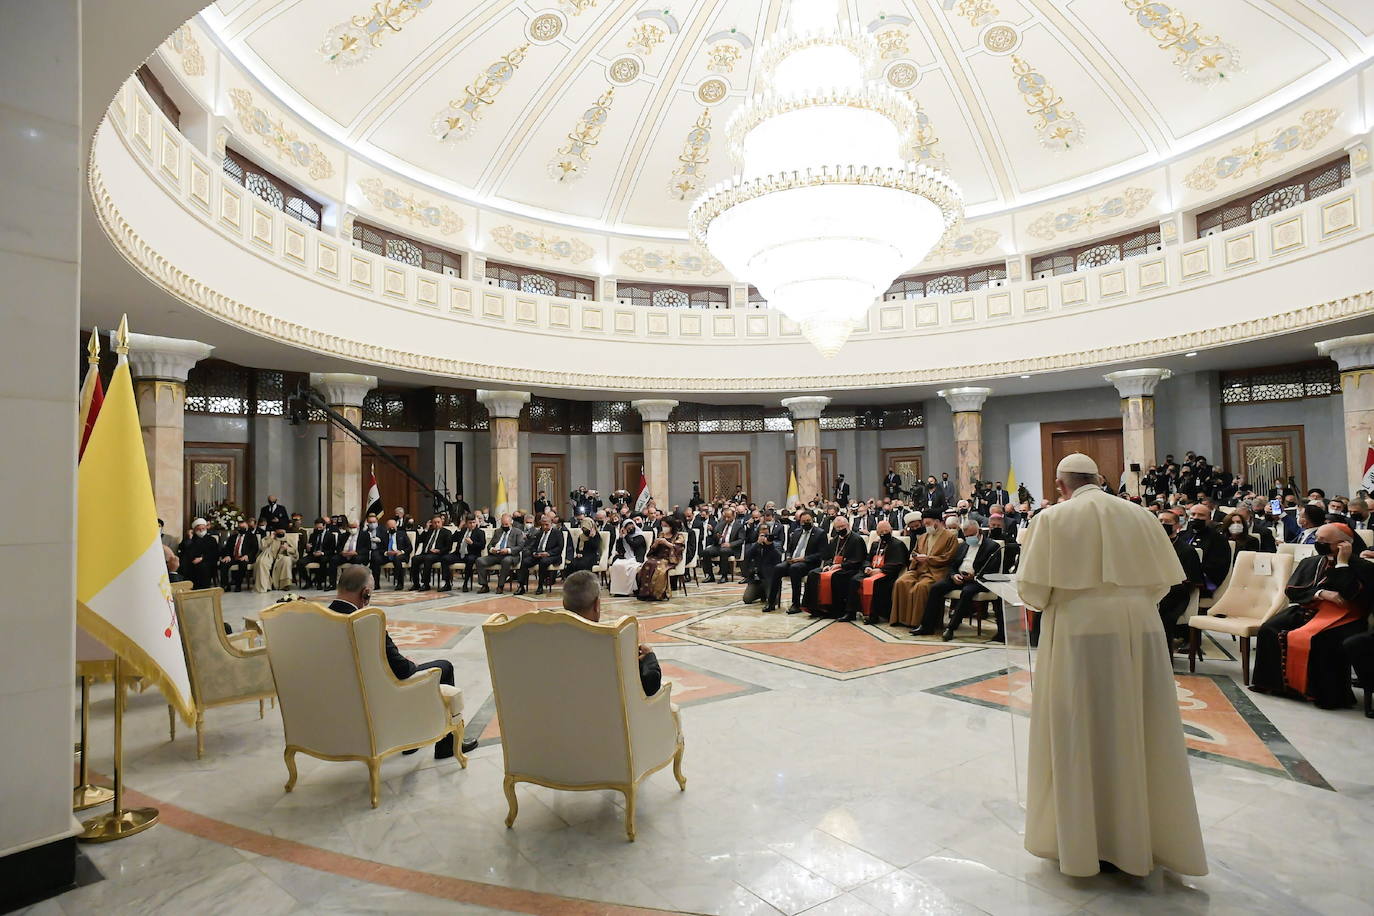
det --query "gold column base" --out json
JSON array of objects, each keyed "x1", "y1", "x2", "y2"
[
  {"x1": 73, "y1": 783, "x2": 115, "y2": 811},
  {"x1": 79, "y1": 806, "x2": 159, "y2": 842}
]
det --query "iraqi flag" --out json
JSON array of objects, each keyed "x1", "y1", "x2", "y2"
[
  {"x1": 1362, "y1": 436, "x2": 1374, "y2": 492},
  {"x1": 77, "y1": 318, "x2": 194, "y2": 724},
  {"x1": 78, "y1": 329, "x2": 104, "y2": 460},
  {"x1": 365, "y1": 465, "x2": 383, "y2": 517},
  {"x1": 635, "y1": 468, "x2": 651, "y2": 513}
]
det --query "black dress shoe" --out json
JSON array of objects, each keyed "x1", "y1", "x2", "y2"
[
  {"x1": 989, "y1": 633, "x2": 1006, "y2": 643},
  {"x1": 761, "y1": 605, "x2": 776, "y2": 613},
  {"x1": 477, "y1": 585, "x2": 490, "y2": 594},
  {"x1": 836, "y1": 614, "x2": 857, "y2": 623},
  {"x1": 941, "y1": 628, "x2": 956, "y2": 642},
  {"x1": 786, "y1": 606, "x2": 803, "y2": 615},
  {"x1": 434, "y1": 735, "x2": 455, "y2": 759},
  {"x1": 403, "y1": 747, "x2": 419, "y2": 756},
  {"x1": 534, "y1": 587, "x2": 545, "y2": 595},
  {"x1": 863, "y1": 616, "x2": 876, "y2": 625},
  {"x1": 460, "y1": 737, "x2": 478, "y2": 754},
  {"x1": 910, "y1": 626, "x2": 935, "y2": 636},
  {"x1": 438, "y1": 584, "x2": 452, "y2": 592},
  {"x1": 514, "y1": 585, "x2": 527, "y2": 595},
  {"x1": 408, "y1": 584, "x2": 421, "y2": 591}
]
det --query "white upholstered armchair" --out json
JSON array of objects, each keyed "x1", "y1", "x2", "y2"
[
  {"x1": 259, "y1": 600, "x2": 467, "y2": 807},
  {"x1": 482, "y1": 610, "x2": 685, "y2": 841}
]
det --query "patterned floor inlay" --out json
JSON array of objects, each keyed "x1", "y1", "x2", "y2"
[
  {"x1": 384, "y1": 620, "x2": 468, "y2": 650},
  {"x1": 926, "y1": 667, "x2": 1333, "y2": 789}
]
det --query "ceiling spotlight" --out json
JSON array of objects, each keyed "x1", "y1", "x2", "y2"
[
  {"x1": 1019, "y1": 374, "x2": 1030, "y2": 379},
  {"x1": 1184, "y1": 351, "x2": 1198, "y2": 357}
]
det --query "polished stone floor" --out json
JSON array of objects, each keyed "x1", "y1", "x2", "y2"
[{"x1": 33, "y1": 580, "x2": 1374, "y2": 915}]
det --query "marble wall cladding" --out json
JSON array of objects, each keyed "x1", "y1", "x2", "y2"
[
  {"x1": 1120, "y1": 395, "x2": 1156, "y2": 494},
  {"x1": 0, "y1": 0, "x2": 80, "y2": 861},
  {"x1": 136, "y1": 380, "x2": 189, "y2": 531},
  {"x1": 643, "y1": 421, "x2": 670, "y2": 510},
  {"x1": 1337, "y1": 369, "x2": 1374, "y2": 493},
  {"x1": 491, "y1": 417, "x2": 520, "y2": 511},
  {"x1": 951, "y1": 411, "x2": 983, "y2": 499},
  {"x1": 794, "y1": 419, "x2": 822, "y2": 506},
  {"x1": 328, "y1": 406, "x2": 363, "y2": 521}
]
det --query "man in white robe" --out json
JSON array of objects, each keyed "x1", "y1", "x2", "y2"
[{"x1": 1016, "y1": 453, "x2": 1207, "y2": 878}]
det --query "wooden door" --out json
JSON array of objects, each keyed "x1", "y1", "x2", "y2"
[
  {"x1": 880, "y1": 448, "x2": 925, "y2": 498},
  {"x1": 700, "y1": 452, "x2": 751, "y2": 501},
  {"x1": 1040, "y1": 419, "x2": 1123, "y2": 496},
  {"x1": 362, "y1": 447, "x2": 422, "y2": 521},
  {"x1": 530, "y1": 454, "x2": 566, "y2": 511},
  {"x1": 615, "y1": 453, "x2": 644, "y2": 496}
]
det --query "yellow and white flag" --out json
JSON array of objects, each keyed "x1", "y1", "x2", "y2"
[
  {"x1": 77, "y1": 320, "x2": 194, "y2": 723},
  {"x1": 786, "y1": 467, "x2": 799, "y2": 506},
  {"x1": 1006, "y1": 465, "x2": 1018, "y2": 495},
  {"x1": 494, "y1": 472, "x2": 510, "y2": 516}
]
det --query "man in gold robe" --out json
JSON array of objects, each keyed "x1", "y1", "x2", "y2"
[
  {"x1": 1017, "y1": 453, "x2": 1206, "y2": 878},
  {"x1": 890, "y1": 509, "x2": 957, "y2": 630},
  {"x1": 254, "y1": 529, "x2": 297, "y2": 593}
]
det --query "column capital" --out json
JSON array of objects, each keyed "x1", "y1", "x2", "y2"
[
  {"x1": 631, "y1": 399, "x2": 678, "y2": 423},
  {"x1": 938, "y1": 387, "x2": 992, "y2": 413},
  {"x1": 1316, "y1": 334, "x2": 1374, "y2": 371},
  {"x1": 476, "y1": 389, "x2": 530, "y2": 418},
  {"x1": 781, "y1": 396, "x2": 831, "y2": 420},
  {"x1": 1104, "y1": 368, "x2": 1172, "y2": 397},
  {"x1": 310, "y1": 372, "x2": 377, "y2": 408},
  {"x1": 125, "y1": 333, "x2": 213, "y2": 382}
]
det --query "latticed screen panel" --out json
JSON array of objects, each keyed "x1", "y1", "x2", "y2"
[
  {"x1": 185, "y1": 361, "x2": 251, "y2": 414},
  {"x1": 361, "y1": 390, "x2": 421, "y2": 430},
  {"x1": 522, "y1": 397, "x2": 591, "y2": 434},
  {"x1": 1197, "y1": 155, "x2": 1351, "y2": 235},
  {"x1": 432, "y1": 389, "x2": 489, "y2": 430},
  {"x1": 1220, "y1": 362, "x2": 1341, "y2": 404},
  {"x1": 485, "y1": 261, "x2": 594, "y2": 300},
  {"x1": 617, "y1": 283, "x2": 730, "y2": 309},
  {"x1": 353, "y1": 220, "x2": 462, "y2": 276},
  {"x1": 885, "y1": 264, "x2": 1006, "y2": 300},
  {"x1": 591, "y1": 401, "x2": 641, "y2": 433},
  {"x1": 222, "y1": 149, "x2": 322, "y2": 230}
]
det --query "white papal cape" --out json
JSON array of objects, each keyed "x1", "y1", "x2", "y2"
[{"x1": 1016, "y1": 485, "x2": 1207, "y2": 877}]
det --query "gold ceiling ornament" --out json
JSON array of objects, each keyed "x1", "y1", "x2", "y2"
[
  {"x1": 227, "y1": 89, "x2": 335, "y2": 180},
  {"x1": 320, "y1": 0, "x2": 432, "y2": 70},
  {"x1": 875, "y1": 28, "x2": 909, "y2": 60},
  {"x1": 695, "y1": 77, "x2": 729, "y2": 105},
  {"x1": 955, "y1": 0, "x2": 1000, "y2": 28},
  {"x1": 167, "y1": 23, "x2": 205, "y2": 77},
  {"x1": 1010, "y1": 55, "x2": 1084, "y2": 151},
  {"x1": 706, "y1": 41, "x2": 742, "y2": 72},
  {"x1": 627, "y1": 22, "x2": 667, "y2": 54},
  {"x1": 1025, "y1": 187, "x2": 1155, "y2": 241},
  {"x1": 490, "y1": 225, "x2": 595, "y2": 264},
  {"x1": 923, "y1": 224, "x2": 1000, "y2": 263},
  {"x1": 560, "y1": 0, "x2": 597, "y2": 15},
  {"x1": 979, "y1": 22, "x2": 1020, "y2": 55},
  {"x1": 607, "y1": 55, "x2": 643, "y2": 84},
  {"x1": 430, "y1": 43, "x2": 530, "y2": 143},
  {"x1": 667, "y1": 108, "x2": 712, "y2": 201},
  {"x1": 1183, "y1": 108, "x2": 1339, "y2": 191},
  {"x1": 620, "y1": 246, "x2": 724, "y2": 277},
  {"x1": 547, "y1": 87, "x2": 616, "y2": 182},
  {"x1": 884, "y1": 60, "x2": 920, "y2": 90},
  {"x1": 527, "y1": 11, "x2": 567, "y2": 44},
  {"x1": 357, "y1": 178, "x2": 463, "y2": 235},
  {"x1": 1123, "y1": 0, "x2": 1240, "y2": 86},
  {"x1": 902, "y1": 98, "x2": 944, "y2": 164}
]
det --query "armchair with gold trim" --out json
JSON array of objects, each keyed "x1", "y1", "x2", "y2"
[
  {"x1": 483, "y1": 610, "x2": 685, "y2": 841},
  {"x1": 259, "y1": 600, "x2": 467, "y2": 808},
  {"x1": 172, "y1": 586, "x2": 276, "y2": 758}
]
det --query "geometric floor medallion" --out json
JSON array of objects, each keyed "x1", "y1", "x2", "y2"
[{"x1": 926, "y1": 667, "x2": 1333, "y2": 789}]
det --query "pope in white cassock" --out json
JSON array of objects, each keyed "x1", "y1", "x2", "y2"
[{"x1": 1016, "y1": 453, "x2": 1207, "y2": 878}]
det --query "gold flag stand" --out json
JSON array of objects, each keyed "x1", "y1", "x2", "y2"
[
  {"x1": 78, "y1": 658, "x2": 159, "y2": 842},
  {"x1": 72, "y1": 672, "x2": 114, "y2": 811}
]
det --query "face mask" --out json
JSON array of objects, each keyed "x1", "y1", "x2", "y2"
[
  {"x1": 1314, "y1": 541, "x2": 1332, "y2": 556},
  {"x1": 1228, "y1": 523, "x2": 1244, "y2": 535},
  {"x1": 1161, "y1": 524, "x2": 1174, "y2": 535},
  {"x1": 966, "y1": 535, "x2": 980, "y2": 546},
  {"x1": 1189, "y1": 518, "x2": 1207, "y2": 530}
]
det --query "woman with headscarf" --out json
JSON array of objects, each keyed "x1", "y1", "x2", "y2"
[
  {"x1": 637, "y1": 517, "x2": 686, "y2": 601},
  {"x1": 564, "y1": 517, "x2": 603, "y2": 577},
  {"x1": 608, "y1": 519, "x2": 648, "y2": 596}
]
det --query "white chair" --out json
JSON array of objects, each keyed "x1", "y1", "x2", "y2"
[
  {"x1": 591, "y1": 531, "x2": 614, "y2": 586},
  {"x1": 683, "y1": 528, "x2": 701, "y2": 586},
  {"x1": 173, "y1": 587, "x2": 276, "y2": 758},
  {"x1": 482, "y1": 610, "x2": 685, "y2": 841},
  {"x1": 1278, "y1": 542, "x2": 1317, "y2": 562},
  {"x1": 1187, "y1": 551, "x2": 1294, "y2": 685},
  {"x1": 1358, "y1": 529, "x2": 1374, "y2": 549},
  {"x1": 260, "y1": 600, "x2": 467, "y2": 808},
  {"x1": 1197, "y1": 541, "x2": 1238, "y2": 612},
  {"x1": 668, "y1": 540, "x2": 689, "y2": 596}
]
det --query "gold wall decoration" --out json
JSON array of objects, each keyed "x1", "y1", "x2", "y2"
[
  {"x1": 527, "y1": 11, "x2": 567, "y2": 44},
  {"x1": 608, "y1": 55, "x2": 643, "y2": 84},
  {"x1": 628, "y1": 22, "x2": 667, "y2": 54},
  {"x1": 667, "y1": 108, "x2": 712, "y2": 200},
  {"x1": 902, "y1": 99, "x2": 944, "y2": 164},
  {"x1": 1011, "y1": 56, "x2": 1084, "y2": 151},
  {"x1": 320, "y1": 0, "x2": 433, "y2": 70},
  {"x1": 924, "y1": 224, "x2": 1000, "y2": 263},
  {"x1": 548, "y1": 88, "x2": 615, "y2": 182},
  {"x1": 167, "y1": 23, "x2": 205, "y2": 77},
  {"x1": 955, "y1": 0, "x2": 999, "y2": 28},
  {"x1": 431, "y1": 44, "x2": 530, "y2": 143},
  {"x1": 1025, "y1": 187, "x2": 1155, "y2": 241},
  {"x1": 227, "y1": 89, "x2": 335, "y2": 180},
  {"x1": 707, "y1": 42, "x2": 741, "y2": 72},
  {"x1": 1183, "y1": 108, "x2": 1340, "y2": 191},
  {"x1": 867, "y1": 14, "x2": 913, "y2": 60},
  {"x1": 490, "y1": 225, "x2": 595, "y2": 263},
  {"x1": 357, "y1": 178, "x2": 463, "y2": 234},
  {"x1": 980, "y1": 23, "x2": 1020, "y2": 55},
  {"x1": 696, "y1": 77, "x2": 728, "y2": 105},
  {"x1": 560, "y1": 0, "x2": 597, "y2": 14},
  {"x1": 1123, "y1": 0, "x2": 1240, "y2": 85},
  {"x1": 620, "y1": 246, "x2": 724, "y2": 277},
  {"x1": 884, "y1": 61, "x2": 920, "y2": 89}
]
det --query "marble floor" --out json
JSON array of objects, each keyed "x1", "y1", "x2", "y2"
[{"x1": 32, "y1": 580, "x2": 1374, "y2": 916}]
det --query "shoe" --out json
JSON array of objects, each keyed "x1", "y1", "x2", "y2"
[
  {"x1": 534, "y1": 587, "x2": 545, "y2": 596},
  {"x1": 836, "y1": 614, "x2": 857, "y2": 623},
  {"x1": 762, "y1": 605, "x2": 776, "y2": 613},
  {"x1": 408, "y1": 584, "x2": 421, "y2": 591},
  {"x1": 402, "y1": 748, "x2": 419, "y2": 756},
  {"x1": 863, "y1": 616, "x2": 876, "y2": 625},
  {"x1": 461, "y1": 585, "x2": 471, "y2": 593},
  {"x1": 461, "y1": 737, "x2": 479, "y2": 754},
  {"x1": 910, "y1": 626, "x2": 935, "y2": 636},
  {"x1": 515, "y1": 585, "x2": 527, "y2": 596},
  {"x1": 1098, "y1": 860, "x2": 1121, "y2": 874},
  {"x1": 786, "y1": 606, "x2": 803, "y2": 615},
  {"x1": 438, "y1": 584, "x2": 451, "y2": 592},
  {"x1": 395, "y1": 586, "x2": 405, "y2": 592},
  {"x1": 941, "y1": 628, "x2": 956, "y2": 642},
  {"x1": 704, "y1": 576, "x2": 716, "y2": 583},
  {"x1": 989, "y1": 633, "x2": 1006, "y2": 643},
  {"x1": 477, "y1": 585, "x2": 490, "y2": 594},
  {"x1": 434, "y1": 735, "x2": 455, "y2": 759}
]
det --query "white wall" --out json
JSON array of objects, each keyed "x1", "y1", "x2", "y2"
[
  {"x1": 0, "y1": 0, "x2": 81, "y2": 865},
  {"x1": 1222, "y1": 395, "x2": 1346, "y2": 492}
]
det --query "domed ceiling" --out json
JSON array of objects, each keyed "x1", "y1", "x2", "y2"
[{"x1": 202, "y1": 0, "x2": 1372, "y2": 236}]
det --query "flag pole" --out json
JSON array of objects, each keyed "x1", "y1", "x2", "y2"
[
  {"x1": 72, "y1": 670, "x2": 114, "y2": 811},
  {"x1": 79, "y1": 658, "x2": 159, "y2": 841}
]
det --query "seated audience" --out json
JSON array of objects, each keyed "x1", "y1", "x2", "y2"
[
  {"x1": 608, "y1": 520, "x2": 648, "y2": 597},
  {"x1": 1158, "y1": 511, "x2": 1205, "y2": 649},
  {"x1": 1181, "y1": 503, "x2": 1231, "y2": 597},
  {"x1": 564, "y1": 518, "x2": 603, "y2": 577},
  {"x1": 179, "y1": 518, "x2": 220, "y2": 589},
  {"x1": 444, "y1": 516, "x2": 485, "y2": 592},
  {"x1": 803, "y1": 516, "x2": 866, "y2": 620},
  {"x1": 253, "y1": 528, "x2": 296, "y2": 592},
  {"x1": 702, "y1": 509, "x2": 743, "y2": 582},
  {"x1": 1289, "y1": 503, "x2": 1326, "y2": 544},
  {"x1": 218, "y1": 520, "x2": 259, "y2": 592},
  {"x1": 370, "y1": 517, "x2": 412, "y2": 591},
  {"x1": 922, "y1": 520, "x2": 1006, "y2": 641},
  {"x1": 763, "y1": 510, "x2": 825, "y2": 613},
  {"x1": 1342, "y1": 624, "x2": 1374, "y2": 717},
  {"x1": 848, "y1": 520, "x2": 909, "y2": 625},
  {"x1": 894, "y1": 510, "x2": 958, "y2": 633},
  {"x1": 515, "y1": 516, "x2": 564, "y2": 595},
  {"x1": 331, "y1": 518, "x2": 368, "y2": 583},
  {"x1": 560, "y1": 571, "x2": 661, "y2": 695},
  {"x1": 408, "y1": 515, "x2": 454, "y2": 591},
  {"x1": 637, "y1": 518, "x2": 685, "y2": 601}
]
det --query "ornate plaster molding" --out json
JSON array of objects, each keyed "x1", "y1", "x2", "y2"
[
  {"x1": 477, "y1": 389, "x2": 530, "y2": 418},
  {"x1": 631, "y1": 399, "x2": 678, "y2": 422},
  {"x1": 781, "y1": 396, "x2": 831, "y2": 420},
  {"x1": 1104, "y1": 367, "x2": 1172, "y2": 397},
  {"x1": 126, "y1": 333, "x2": 214, "y2": 382},
  {"x1": 939, "y1": 387, "x2": 992, "y2": 412},
  {"x1": 310, "y1": 372, "x2": 376, "y2": 407},
  {"x1": 1316, "y1": 334, "x2": 1374, "y2": 371}
]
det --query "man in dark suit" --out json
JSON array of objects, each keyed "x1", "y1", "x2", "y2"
[
  {"x1": 701, "y1": 509, "x2": 744, "y2": 582},
  {"x1": 1158, "y1": 510, "x2": 1206, "y2": 647},
  {"x1": 834, "y1": 475, "x2": 851, "y2": 505},
  {"x1": 408, "y1": 515, "x2": 453, "y2": 591},
  {"x1": 328, "y1": 566, "x2": 477, "y2": 758},
  {"x1": 258, "y1": 496, "x2": 289, "y2": 531},
  {"x1": 1234, "y1": 506, "x2": 1277, "y2": 552},
  {"x1": 297, "y1": 519, "x2": 335, "y2": 590},
  {"x1": 330, "y1": 519, "x2": 369, "y2": 588},
  {"x1": 474, "y1": 515, "x2": 526, "y2": 593},
  {"x1": 561, "y1": 571, "x2": 661, "y2": 696},
  {"x1": 921, "y1": 521, "x2": 1006, "y2": 641},
  {"x1": 1181, "y1": 503, "x2": 1232, "y2": 597},
  {"x1": 804, "y1": 518, "x2": 868, "y2": 620},
  {"x1": 741, "y1": 511, "x2": 784, "y2": 582},
  {"x1": 989, "y1": 482, "x2": 1011, "y2": 508},
  {"x1": 883, "y1": 468, "x2": 902, "y2": 500},
  {"x1": 179, "y1": 518, "x2": 220, "y2": 590},
  {"x1": 218, "y1": 521, "x2": 259, "y2": 592},
  {"x1": 764, "y1": 510, "x2": 826, "y2": 613},
  {"x1": 516, "y1": 517, "x2": 565, "y2": 595},
  {"x1": 370, "y1": 518, "x2": 413, "y2": 591},
  {"x1": 442, "y1": 516, "x2": 486, "y2": 592},
  {"x1": 939, "y1": 473, "x2": 957, "y2": 508}
]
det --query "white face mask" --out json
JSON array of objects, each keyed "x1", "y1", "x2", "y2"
[{"x1": 1228, "y1": 523, "x2": 1244, "y2": 535}]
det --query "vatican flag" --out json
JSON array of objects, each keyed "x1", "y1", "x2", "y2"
[
  {"x1": 786, "y1": 467, "x2": 799, "y2": 506},
  {"x1": 494, "y1": 472, "x2": 511, "y2": 515},
  {"x1": 77, "y1": 320, "x2": 194, "y2": 724},
  {"x1": 1006, "y1": 465, "x2": 1018, "y2": 495}
]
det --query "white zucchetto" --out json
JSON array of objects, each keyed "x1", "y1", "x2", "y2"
[{"x1": 1055, "y1": 453, "x2": 1099, "y2": 477}]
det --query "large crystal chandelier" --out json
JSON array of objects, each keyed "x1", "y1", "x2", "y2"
[{"x1": 688, "y1": 0, "x2": 962, "y2": 357}]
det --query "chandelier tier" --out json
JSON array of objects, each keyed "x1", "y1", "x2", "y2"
[{"x1": 688, "y1": 0, "x2": 963, "y2": 357}]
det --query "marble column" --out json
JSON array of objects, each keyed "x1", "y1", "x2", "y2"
[
  {"x1": 1104, "y1": 368, "x2": 1172, "y2": 495},
  {"x1": 782, "y1": 396, "x2": 831, "y2": 504},
  {"x1": 1316, "y1": 334, "x2": 1374, "y2": 492},
  {"x1": 631, "y1": 399, "x2": 678, "y2": 507},
  {"x1": 937, "y1": 387, "x2": 991, "y2": 500},
  {"x1": 477, "y1": 390, "x2": 530, "y2": 513},
  {"x1": 127, "y1": 333, "x2": 214, "y2": 529},
  {"x1": 310, "y1": 373, "x2": 377, "y2": 522}
]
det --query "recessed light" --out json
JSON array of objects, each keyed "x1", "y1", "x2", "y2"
[
  {"x1": 1019, "y1": 374, "x2": 1030, "y2": 379},
  {"x1": 1184, "y1": 351, "x2": 1198, "y2": 357}
]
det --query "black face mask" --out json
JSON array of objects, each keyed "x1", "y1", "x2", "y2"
[
  {"x1": 1161, "y1": 524, "x2": 1175, "y2": 536},
  {"x1": 1189, "y1": 518, "x2": 1207, "y2": 531},
  {"x1": 1314, "y1": 541, "x2": 1332, "y2": 556}
]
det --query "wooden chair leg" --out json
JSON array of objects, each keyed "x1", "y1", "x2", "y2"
[
  {"x1": 623, "y1": 785, "x2": 637, "y2": 842},
  {"x1": 168, "y1": 704, "x2": 176, "y2": 742},
  {"x1": 1188, "y1": 628, "x2": 1199, "y2": 673},
  {"x1": 367, "y1": 758, "x2": 381, "y2": 809},
  {"x1": 283, "y1": 748, "x2": 298, "y2": 793},
  {"x1": 503, "y1": 775, "x2": 519, "y2": 828},
  {"x1": 1240, "y1": 637, "x2": 1251, "y2": 686}
]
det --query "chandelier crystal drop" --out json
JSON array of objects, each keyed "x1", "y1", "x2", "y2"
[{"x1": 688, "y1": 0, "x2": 962, "y2": 357}]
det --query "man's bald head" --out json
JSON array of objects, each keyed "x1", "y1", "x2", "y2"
[{"x1": 1315, "y1": 523, "x2": 1353, "y2": 547}]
